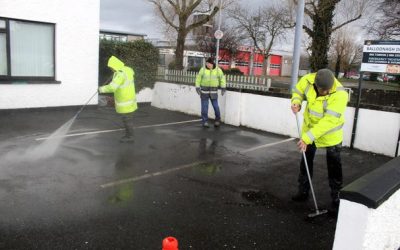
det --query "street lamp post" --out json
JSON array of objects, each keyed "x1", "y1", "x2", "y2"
[
  {"x1": 215, "y1": 0, "x2": 223, "y2": 67},
  {"x1": 290, "y1": 0, "x2": 305, "y2": 90}
]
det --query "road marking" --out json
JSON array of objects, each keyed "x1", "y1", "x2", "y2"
[
  {"x1": 35, "y1": 119, "x2": 201, "y2": 141},
  {"x1": 100, "y1": 160, "x2": 205, "y2": 188},
  {"x1": 100, "y1": 137, "x2": 296, "y2": 188}
]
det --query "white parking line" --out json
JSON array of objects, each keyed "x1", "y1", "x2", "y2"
[
  {"x1": 100, "y1": 137, "x2": 296, "y2": 188},
  {"x1": 240, "y1": 138, "x2": 296, "y2": 153},
  {"x1": 35, "y1": 119, "x2": 201, "y2": 141}
]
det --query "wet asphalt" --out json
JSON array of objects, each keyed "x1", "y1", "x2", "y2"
[{"x1": 0, "y1": 104, "x2": 391, "y2": 250}]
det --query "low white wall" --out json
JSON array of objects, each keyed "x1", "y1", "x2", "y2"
[
  {"x1": 136, "y1": 87, "x2": 153, "y2": 103},
  {"x1": 151, "y1": 82, "x2": 400, "y2": 157},
  {"x1": 333, "y1": 190, "x2": 400, "y2": 250},
  {"x1": 353, "y1": 109, "x2": 400, "y2": 157}
]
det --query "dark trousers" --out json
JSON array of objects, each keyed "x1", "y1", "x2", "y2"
[
  {"x1": 121, "y1": 113, "x2": 134, "y2": 137},
  {"x1": 297, "y1": 143, "x2": 343, "y2": 201},
  {"x1": 201, "y1": 96, "x2": 221, "y2": 124}
]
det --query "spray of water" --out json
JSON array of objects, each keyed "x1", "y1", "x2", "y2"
[
  {"x1": 2, "y1": 91, "x2": 98, "y2": 163},
  {"x1": 25, "y1": 116, "x2": 77, "y2": 161},
  {"x1": 1, "y1": 116, "x2": 76, "y2": 163}
]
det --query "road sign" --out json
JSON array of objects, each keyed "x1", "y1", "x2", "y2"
[
  {"x1": 214, "y1": 30, "x2": 224, "y2": 40},
  {"x1": 360, "y1": 40, "x2": 400, "y2": 73}
]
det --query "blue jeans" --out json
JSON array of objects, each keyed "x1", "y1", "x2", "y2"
[{"x1": 201, "y1": 96, "x2": 220, "y2": 124}]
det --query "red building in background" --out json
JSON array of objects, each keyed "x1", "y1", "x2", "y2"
[{"x1": 218, "y1": 46, "x2": 283, "y2": 76}]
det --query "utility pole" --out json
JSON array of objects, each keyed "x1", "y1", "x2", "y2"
[{"x1": 290, "y1": 0, "x2": 305, "y2": 90}]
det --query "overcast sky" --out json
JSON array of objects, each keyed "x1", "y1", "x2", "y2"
[{"x1": 100, "y1": 0, "x2": 267, "y2": 39}]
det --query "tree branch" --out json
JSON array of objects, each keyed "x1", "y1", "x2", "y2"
[
  {"x1": 149, "y1": 0, "x2": 179, "y2": 30},
  {"x1": 186, "y1": 6, "x2": 219, "y2": 31},
  {"x1": 332, "y1": 14, "x2": 362, "y2": 32}
]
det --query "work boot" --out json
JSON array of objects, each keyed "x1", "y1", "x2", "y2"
[
  {"x1": 202, "y1": 122, "x2": 210, "y2": 128},
  {"x1": 291, "y1": 191, "x2": 309, "y2": 202},
  {"x1": 214, "y1": 120, "x2": 221, "y2": 127},
  {"x1": 120, "y1": 135, "x2": 134, "y2": 143}
]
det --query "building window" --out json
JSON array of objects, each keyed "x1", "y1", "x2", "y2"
[
  {"x1": 0, "y1": 17, "x2": 55, "y2": 82},
  {"x1": 187, "y1": 56, "x2": 203, "y2": 69}
]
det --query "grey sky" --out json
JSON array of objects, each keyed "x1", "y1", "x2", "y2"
[{"x1": 100, "y1": 0, "x2": 267, "y2": 39}]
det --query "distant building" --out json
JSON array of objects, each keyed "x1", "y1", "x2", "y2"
[
  {"x1": 219, "y1": 46, "x2": 293, "y2": 77},
  {"x1": 100, "y1": 29, "x2": 146, "y2": 42}
]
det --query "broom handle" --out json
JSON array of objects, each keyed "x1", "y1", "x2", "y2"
[{"x1": 295, "y1": 113, "x2": 321, "y2": 212}]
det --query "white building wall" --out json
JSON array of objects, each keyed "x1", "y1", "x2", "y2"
[{"x1": 0, "y1": 0, "x2": 99, "y2": 109}]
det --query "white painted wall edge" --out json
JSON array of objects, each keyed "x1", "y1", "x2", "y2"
[{"x1": 333, "y1": 189, "x2": 400, "y2": 250}]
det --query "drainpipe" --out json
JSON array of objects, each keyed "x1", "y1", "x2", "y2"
[
  {"x1": 396, "y1": 129, "x2": 400, "y2": 157},
  {"x1": 350, "y1": 71, "x2": 363, "y2": 149}
]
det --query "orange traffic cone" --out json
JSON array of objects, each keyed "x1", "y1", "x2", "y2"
[{"x1": 162, "y1": 236, "x2": 178, "y2": 250}]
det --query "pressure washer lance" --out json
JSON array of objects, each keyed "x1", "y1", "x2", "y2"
[
  {"x1": 73, "y1": 90, "x2": 99, "y2": 119},
  {"x1": 295, "y1": 112, "x2": 328, "y2": 218},
  {"x1": 74, "y1": 75, "x2": 114, "y2": 119}
]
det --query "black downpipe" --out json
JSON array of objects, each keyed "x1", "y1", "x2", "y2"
[
  {"x1": 350, "y1": 71, "x2": 363, "y2": 149},
  {"x1": 396, "y1": 129, "x2": 400, "y2": 157}
]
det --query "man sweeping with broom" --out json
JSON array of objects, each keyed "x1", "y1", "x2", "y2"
[
  {"x1": 99, "y1": 56, "x2": 137, "y2": 143},
  {"x1": 291, "y1": 69, "x2": 348, "y2": 212}
]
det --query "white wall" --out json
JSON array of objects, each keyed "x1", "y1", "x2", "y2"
[
  {"x1": 136, "y1": 87, "x2": 153, "y2": 103},
  {"x1": 151, "y1": 82, "x2": 400, "y2": 156},
  {"x1": 333, "y1": 190, "x2": 400, "y2": 250},
  {"x1": 0, "y1": 0, "x2": 99, "y2": 109},
  {"x1": 353, "y1": 109, "x2": 400, "y2": 157}
]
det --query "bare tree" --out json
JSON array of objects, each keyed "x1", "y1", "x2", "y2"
[
  {"x1": 148, "y1": 0, "x2": 220, "y2": 70},
  {"x1": 194, "y1": 23, "x2": 246, "y2": 66},
  {"x1": 365, "y1": 0, "x2": 400, "y2": 39},
  {"x1": 293, "y1": 0, "x2": 369, "y2": 71},
  {"x1": 148, "y1": 0, "x2": 237, "y2": 70},
  {"x1": 329, "y1": 28, "x2": 363, "y2": 77},
  {"x1": 229, "y1": 3, "x2": 292, "y2": 76}
]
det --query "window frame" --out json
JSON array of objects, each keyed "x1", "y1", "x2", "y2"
[{"x1": 0, "y1": 17, "x2": 56, "y2": 83}]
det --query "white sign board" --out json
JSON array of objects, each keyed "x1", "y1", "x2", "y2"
[{"x1": 360, "y1": 40, "x2": 400, "y2": 73}]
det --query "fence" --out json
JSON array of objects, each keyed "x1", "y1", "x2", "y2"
[
  {"x1": 157, "y1": 69, "x2": 272, "y2": 92},
  {"x1": 156, "y1": 69, "x2": 356, "y2": 101}
]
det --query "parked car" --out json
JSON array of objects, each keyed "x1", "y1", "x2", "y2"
[{"x1": 348, "y1": 74, "x2": 360, "y2": 79}]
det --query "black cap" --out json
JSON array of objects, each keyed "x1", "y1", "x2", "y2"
[
  {"x1": 206, "y1": 57, "x2": 215, "y2": 66},
  {"x1": 315, "y1": 69, "x2": 334, "y2": 90}
]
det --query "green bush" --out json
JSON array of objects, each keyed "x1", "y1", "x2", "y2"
[
  {"x1": 99, "y1": 40, "x2": 159, "y2": 92},
  {"x1": 223, "y1": 68, "x2": 244, "y2": 75},
  {"x1": 168, "y1": 60, "x2": 177, "y2": 70},
  {"x1": 187, "y1": 66, "x2": 202, "y2": 72}
]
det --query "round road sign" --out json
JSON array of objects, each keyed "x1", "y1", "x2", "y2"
[{"x1": 214, "y1": 30, "x2": 224, "y2": 39}]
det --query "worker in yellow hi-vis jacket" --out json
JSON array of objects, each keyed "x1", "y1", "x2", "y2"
[
  {"x1": 99, "y1": 56, "x2": 137, "y2": 143},
  {"x1": 290, "y1": 69, "x2": 348, "y2": 209},
  {"x1": 195, "y1": 57, "x2": 226, "y2": 128}
]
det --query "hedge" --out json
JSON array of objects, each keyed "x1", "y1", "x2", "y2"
[{"x1": 99, "y1": 39, "x2": 159, "y2": 92}]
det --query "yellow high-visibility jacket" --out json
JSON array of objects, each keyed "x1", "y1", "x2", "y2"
[
  {"x1": 291, "y1": 73, "x2": 348, "y2": 147},
  {"x1": 99, "y1": 56, "x2": 137, "y2": 114},
  {"x1": 195, "y1": 67, "x2": 226, "y2": 99}
]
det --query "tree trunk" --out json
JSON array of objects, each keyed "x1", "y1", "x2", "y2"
[
  {"x1": 309, "y1": 1, "x2": 335, "y2": 72},
  {"x1": 175, "y1": 29, "x2": 186, "y2": 70},
  {"x1": 335, "y1": 54, "x2": 341, "y2": 77},
  {"x1": 262, "y1": 53, "x2": 268, "y2": 77},
  {"x1": 249, "y1": 49, "x2": 254, "y2": 76}
]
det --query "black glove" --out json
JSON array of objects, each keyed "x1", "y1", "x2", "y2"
[
  {"x1": 196, "y1": 88, "x2": 201, "y2": 95},
  {"x1": 221, "y1": 88, "x2": 226, "y2": 96}
]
